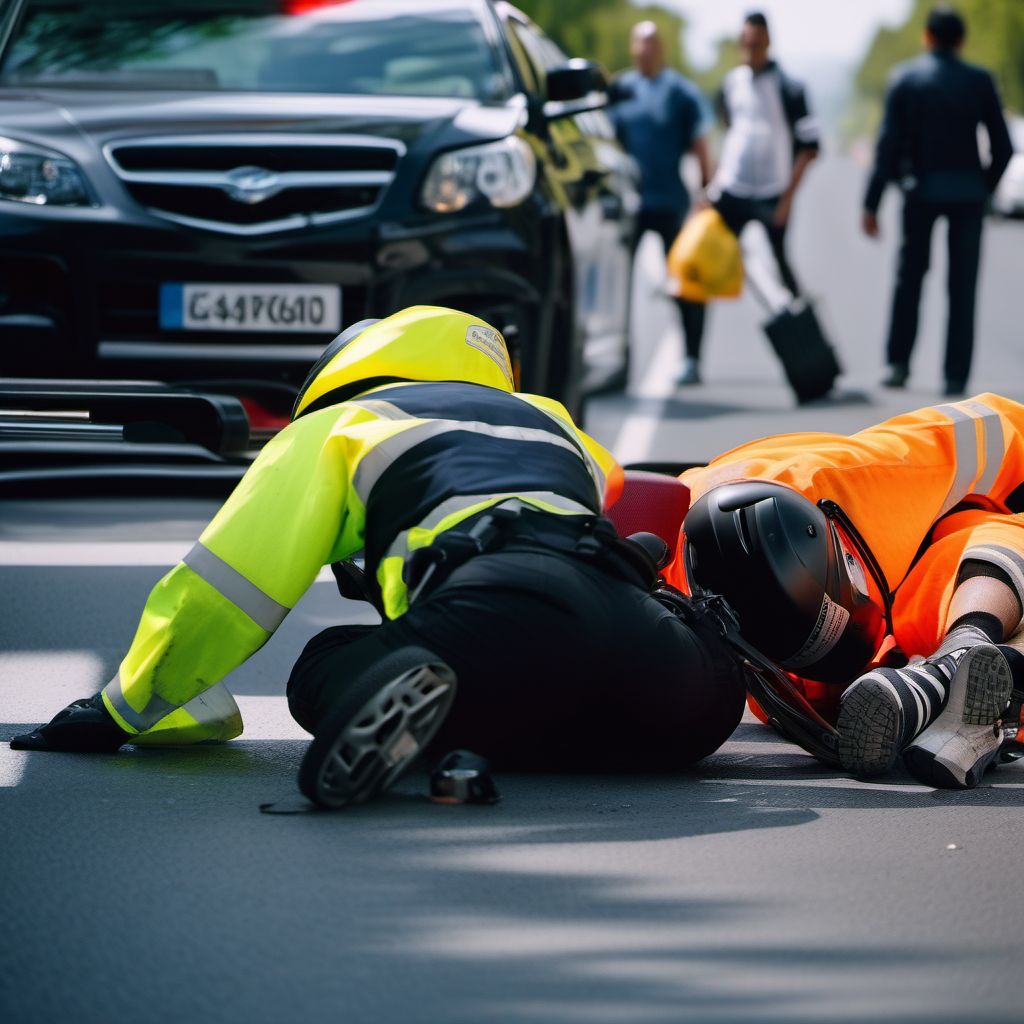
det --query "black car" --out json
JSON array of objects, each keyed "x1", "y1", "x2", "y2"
[{"x1": 0, "y1": 0, "x2": 638, "y2": 421}]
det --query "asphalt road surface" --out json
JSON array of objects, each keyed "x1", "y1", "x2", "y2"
[{"x1": 3, "y1": 157, "x2": 1024, "y2": 1024}]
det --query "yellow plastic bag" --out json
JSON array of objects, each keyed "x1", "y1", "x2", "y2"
[{"x1": 667, "y1": 208, "x2": 743, "y2": 303}]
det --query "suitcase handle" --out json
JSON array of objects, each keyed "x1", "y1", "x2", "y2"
[{"x1": 743, "y1": 251, "x2": 793, "y2": 316}]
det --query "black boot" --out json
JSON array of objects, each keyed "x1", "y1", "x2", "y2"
[
  {"x1": 298, "y1": 647, "x2": 456, "y2": 809},
  {"x1": 11, "y1": 694, "x2": 130, "y2": 752}
]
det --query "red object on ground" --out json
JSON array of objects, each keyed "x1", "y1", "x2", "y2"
[
  {"x1": 606, "y1": 470, "x2": 690, "y2": 558},
  {"x1": 238, "y1": 396, "x2": 291, "y2": 433}
]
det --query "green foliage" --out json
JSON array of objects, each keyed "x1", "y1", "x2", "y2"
[
  {"x1": 851, "y1": 0, "x2": 1024, "y2": 138},
  {"x1": 689, "y1": 36, "x2": 740, "y2": 97},
  {"x1": 514, "y1": 0, "x2": 692, "y2": 77}
]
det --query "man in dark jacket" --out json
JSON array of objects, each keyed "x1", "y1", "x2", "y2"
[{"x1": 864, "y1": 5, "x2": 1013, "y2": 397}]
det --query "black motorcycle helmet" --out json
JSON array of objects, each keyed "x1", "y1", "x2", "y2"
[{"x1": 682, "y1": 481, "x2": 888, "y2": 684}]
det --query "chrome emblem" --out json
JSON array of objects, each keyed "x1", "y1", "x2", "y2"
[{"x1": 223, "y1": 166, "x2": 282, "y2": 205}]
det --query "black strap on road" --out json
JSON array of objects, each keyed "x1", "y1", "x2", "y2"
[{"x1": 654, "y1": 584, "x2": 842, "y2": 767}]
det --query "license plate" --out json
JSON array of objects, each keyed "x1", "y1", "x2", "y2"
[{"x1": 159, "y1": 283, "x2": 341, "y2": 334}]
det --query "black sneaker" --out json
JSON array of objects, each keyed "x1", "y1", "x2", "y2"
[
  {"x1": 298, "y1": 650, "x2": 456, "y2": 809},
  {"x1": 902, "y1": 644, "x2": 1014, "y2": 789},
  {"x1": 837, "y1": 656, "x2": 959, "y2": 777}
]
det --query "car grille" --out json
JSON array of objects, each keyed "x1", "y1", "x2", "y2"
[{"x1": 105, "y1": 135, "x2": 403, "y2": 235}]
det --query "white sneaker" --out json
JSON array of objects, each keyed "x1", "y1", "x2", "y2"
[
  {"x1": 677, "y1": 358, "x2": 701, "y2": 386},
  {"x1": 902, "y1": 644, "x2": 1014, "y2": 789}
]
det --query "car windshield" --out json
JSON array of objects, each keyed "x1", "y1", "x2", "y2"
[{"x1": 0, "y1": 0, "x2": 513, "y2": 100}]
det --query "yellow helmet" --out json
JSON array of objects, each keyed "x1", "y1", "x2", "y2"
[{"x1": 292, "y1": 305, "x2": 514, "y2": 420}]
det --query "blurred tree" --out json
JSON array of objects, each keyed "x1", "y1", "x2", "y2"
[
  {"x1": 514, "y1": 0, "x2": 692, "y2": 77},
  {"x1": 850, "y1": 0, "x2": 1024, "y2": 139},
  {"x1": 688, "y1": 36, "x2": 740, "y2": 100}
]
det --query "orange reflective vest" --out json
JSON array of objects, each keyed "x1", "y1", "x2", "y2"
[{"x1": 668, "y1": 393, "x2": 1024, "y2": 672}]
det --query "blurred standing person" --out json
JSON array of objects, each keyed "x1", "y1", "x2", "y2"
[
  {"x1": 610, "y1": 21, "x2": 712, "y2": 386},
  {"x1": 710, "y1": 11, "x2": 820, "y2": 298},
  {"x1": 864, "y1": 5, "x2": 1013, "y2": 397}
]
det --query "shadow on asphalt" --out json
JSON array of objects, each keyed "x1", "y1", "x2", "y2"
[{"x1": 4, "y1": 730, "x2": 1021, "y2": 1023}]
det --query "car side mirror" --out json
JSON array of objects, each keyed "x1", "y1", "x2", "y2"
[
  {"x1": 606, "y1": 77, "x2": 635, "y2": 105},
  {"x1": 543, "y1": 59, "x2": 608, "y2": 121}
]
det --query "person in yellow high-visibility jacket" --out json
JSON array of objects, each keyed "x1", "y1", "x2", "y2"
[
  {"x1": 668, "y1": 394, "x2": 1024, "y2": 789},
  {"x1": 13, "y1": 306, "x2": 746, "y2": 807}
]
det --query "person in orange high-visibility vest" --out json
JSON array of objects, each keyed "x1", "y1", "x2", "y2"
[{"x1": 669, "y1": 393, "x2": 1024, "y2": 788}]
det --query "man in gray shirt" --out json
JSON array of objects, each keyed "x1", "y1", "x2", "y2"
[{"x1": 710, "y1": 11, "x2": 820, "y2": 298}]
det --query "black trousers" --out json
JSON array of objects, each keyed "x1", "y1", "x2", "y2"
[
  {"x1": 886, "y1": 199, "x2": 985, "y2": 386},
  {"x1": 714, "y1": 190, "x2": 802, "y2": 297},
  {"x1": 287, "y1": 545, "x2": 746, "y2": 771},
  {"x1": 634, "y1": 207, "x2": 707, "y2": 361}
]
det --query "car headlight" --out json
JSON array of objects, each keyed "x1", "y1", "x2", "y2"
[
  {"x1": 421, "y1": 136, "x2": 536, "y2": 213},
  {"x1": 0, "y1": 137, "x2": 92, "y2": 206}
]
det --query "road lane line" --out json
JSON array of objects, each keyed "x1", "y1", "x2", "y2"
[
  {"x1": 0, "y1": 540, "x2": 193, "y2": 565},
  {"x1": 0, "y1": 541, "x2": 334, "y2": 581},
  {"x1": 611, "y1": 324, "x2": 677, "y2": 465},
  {"x1": 700, "y1": 777, "x2": 937, "y2": 793}
]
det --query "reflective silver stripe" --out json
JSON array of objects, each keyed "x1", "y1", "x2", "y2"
[
  {"x1": 383, "y1": 492, "x2": 596, "y2": 563},
  {"x1": 964, "y1": 544, "x2": 1024, "y2": 604},
  {"x1": 102, "y1": 671, "x2": 177, "y2": 733},
  {"x1": 963, "y1": 400, "x2": 1005, "y2": 495},
  {"x1": 347, "y1": 398, "x2": 411, "y2": 421},
  {"x1": 896, "y1": 669, "x2": 929, "y2": 735},
  {"x1": 936, "y1": 404, "x2": 979, "y2": 516},
  {"x1": 351, "y1": 420, "x2": 587, "y2": 501},
  {"x1": 528, "y1": 402, "x2": 606, "y2": 498},
  {"x1": 178, "y1": 681, "x2": 239, "y2": 726},
  {"x1": 183, "y1": 542, "x2": 289, "y2": 633}
]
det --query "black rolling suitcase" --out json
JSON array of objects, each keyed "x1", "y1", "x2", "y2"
[{"x1": 746, "y1": 262, "x2": 841, "y2": 404}]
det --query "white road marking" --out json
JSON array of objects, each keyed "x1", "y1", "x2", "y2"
[
  {"x1": 0, "y1": 651, "x2": 102, "y2": 787},
  {"x1": 0, "y1": 540, "x2": 192, "y2": 566},
  {"x1": 0, "y1": 540, "x2": 334, "y2": 580},
  {"x1": 700, "y1": 777, "x2": 938, "y2": 793},
  {"x1": 611, "y1": 324, "x2": 678, "y2": 465},
  {"x1": 234, "y1": 695, "x2": 310, "y2": 741}
]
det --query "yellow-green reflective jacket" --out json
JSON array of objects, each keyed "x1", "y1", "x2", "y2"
[{"x1": 102, "y1": 380, "x2": 620, "y2": 736}]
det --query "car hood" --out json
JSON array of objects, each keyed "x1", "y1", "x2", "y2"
[{"x1": 0, "y1": 88, "x2": 524, "y2": 153}]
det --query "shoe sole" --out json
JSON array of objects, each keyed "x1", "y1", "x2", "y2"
[
  {"x1": 903, "y1": 645, "x2": 1012, "y2": 789},
  {"x1": 836, "y1": 675, "x2": 903, "y2": 777},
  {"x1": 298, "y1": 663, "x2": 456, "y2": 810}
]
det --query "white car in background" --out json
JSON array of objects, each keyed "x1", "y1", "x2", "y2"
[{"x1": 992, "y1": 117, "x2": 1024, "y2": 217}]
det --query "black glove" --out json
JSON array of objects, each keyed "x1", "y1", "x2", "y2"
[
  {"x1": 652, "y1": 585, "x2": 752, "y2": 693},
  {"x1": 10, "y1": 693, "x2": 130, "y2": 753}
]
